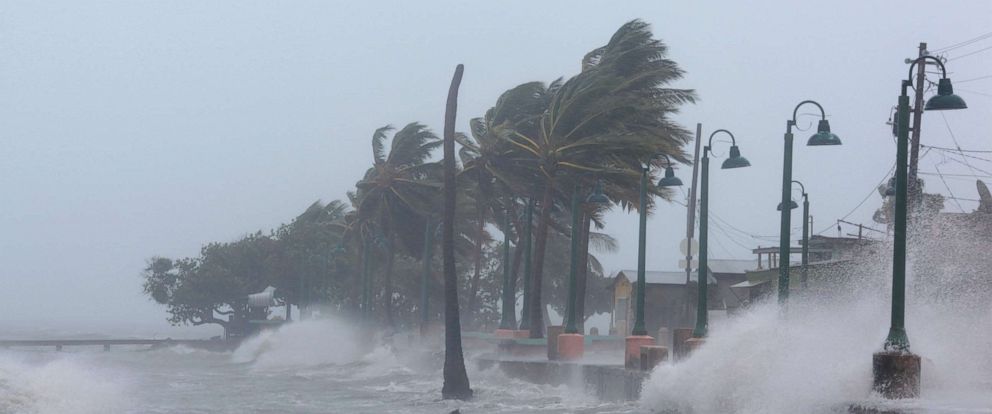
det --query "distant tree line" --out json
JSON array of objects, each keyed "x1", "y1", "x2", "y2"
[{"x1": 141, "y1": 19, "x2": 696, "y2": 339}]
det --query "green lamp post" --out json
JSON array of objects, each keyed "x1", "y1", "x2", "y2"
[
  {"x1": 631, "y1": 155, "x2": 683, "y2": 337},
  {"x1": 873, "y1": 55, "x2": 966, "y2": 400},
  {"x1": 777, "y1": 100, "x2": 841, "y2": 305},
  {"x1": 498, "y1": 201, "x2": 517, "y2": 331},
  {"x1": 885, "y1": 56, "x2": 966, "y2": 353},
  {"x1": 777, "y1": 180, "x2": 809, "y2": 289},
  {"x1": 694, "y1": 129, "x2": 751, "y2": 338},
  {"x1": 518, "y1": 199, "x2": 534, "y2": 331},
  {"x1": 564, "y1": 182, "x2": 610, "y2": 334}
]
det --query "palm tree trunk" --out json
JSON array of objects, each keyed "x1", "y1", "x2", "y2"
[
  {"x1": 508, "y1": 202, "x2": 524, "y2": 295},
  {"x1": 441, "y1": 64, "x2": 471, "y2": 400},
  {"x1": 527, "y1": 182, "x2": 554, "y2": 338},
  {"x1": 465, "y1": 206, "x2": 486, "y2": 329},
  {"x1": 575, "y1": 212, "x2": 592, "y2": 333},
  {"x1": 384, "y1": 236, "x2": 396, "y2": 329}
]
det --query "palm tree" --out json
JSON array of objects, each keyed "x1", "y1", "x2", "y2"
[
  {"x1": 279, "y1": 200, "x2": 350, "y2": 319},
  {"x1": 504, "y1": 20, "x2": 696, "y2": 338},
  {"x1": 352, "y1": 122, "x2": 442, "y2": 327},
  {"x1": 441, "y1": 64, "x2": 472, "y2": 400},
  {"x1": 455, "y1": 81, "x2": 559, "y2": 327}
]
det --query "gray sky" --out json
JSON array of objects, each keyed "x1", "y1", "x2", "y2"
[{"x1": 2, "y1": 1, "x2": 990, "y2": 335}]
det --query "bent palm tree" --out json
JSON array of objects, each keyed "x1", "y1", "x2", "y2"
[
  {"x1": 352, "y1": 122, "x2": 442, "y2": 327},
  {"x1": 506, "y1": 20, "x2": 696, "y2": 337}
]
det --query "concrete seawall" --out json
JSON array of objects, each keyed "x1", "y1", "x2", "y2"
[{"x1": 476, "y1": 357, "x2": 646, "y2": 401}]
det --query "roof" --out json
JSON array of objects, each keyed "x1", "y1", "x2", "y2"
[
  {"x1": 707, "y1": 259, "x2": 758, "y2": 275},
  {"x1": 730, "y1": 279, "x2": 770, "y2": 288},
  {"x1": 615, "y1": 269, "x2": 717, "y2": 286}
]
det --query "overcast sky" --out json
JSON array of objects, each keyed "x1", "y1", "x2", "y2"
[{"x1": 2, "y1": 1, "x2": 990, "y2": 336}]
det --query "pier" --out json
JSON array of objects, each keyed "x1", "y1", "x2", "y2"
[{"x1": 0, "y1": 338, "x2": 232, "y2": 352}]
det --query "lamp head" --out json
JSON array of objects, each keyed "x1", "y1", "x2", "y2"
[
  {"x1": 656, "y1": 166, "x2": 683, "y2": 187},
  {"x1": 586, "y1": 180, "x2": 611, "y2": 204},
  {"x1": 925, "y1": 78, "x2": 968, "y2": 111},
  {"x1": 721, "y1": 145, "x2": 751, "y2": 169},
  {"x1": 807, "y1": 119, "x2": 842, "y2": 146},
  {"x1": 777, "y1": 199, "x2": 799, "y2": 211}
]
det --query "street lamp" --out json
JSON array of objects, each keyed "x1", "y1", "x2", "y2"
[
  {"x1": 777, "y1": 181, "x2": 810, "y2": 289},
  {"x1": 873, "y1": 56, "x2": 966, "y2": 399},
  {"x1": 518, "y1": 199, "x2": 534, "y2": 332},
  {"x1": 777, "y1": 100, "x2": 841, "y2": 305},
  {"x1": 498, "y1": 200, "x2": 517, "y2": 332},
  {"x1": 632, "y1": 155, "x2": 683, "y2": 337},
  {"x1": 559, "y1": 181, "x2": 610, "y2": 360},
  {"x1": 564, "y1": 182, "x2": 610, "y2": 334},
  {"x1": 623, "y1": 155, "x2": 683, "y2": 369},
  {"x1": 694, "y1": 129, "x2": 751, "y2": 339}
]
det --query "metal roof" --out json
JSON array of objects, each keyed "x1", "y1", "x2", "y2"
[
  {"x1": 707, "y1": 259, "x2": 758, "y2": 275},
  {"x1": 615, "y1": 269, "x2": 717, "y2": 285}
]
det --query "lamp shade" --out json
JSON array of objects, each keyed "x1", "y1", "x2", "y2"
[
  {"x1": 925, "y1": 78, "x2": 968, "y2": 111},
  {"x1": 721, "y1": 145, "x2": 751, "y2": 169},
  {"x1": 586, "y1": 181, "x2": 611, "y2": 204},
  {"x1": 807, "y1": 119, "x2": 842, "y2": 146},
  {"x1": 657, "y1": 166, "x2": 683, "y2": 187},
  {"x1": 777, "y1": 199, "x2": 799, "y2": 211}
]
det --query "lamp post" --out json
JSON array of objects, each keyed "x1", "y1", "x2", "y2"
[
  {"x1": 518, "y1": 199, "x2": 534, "y2": 332},
  {"x1": 777, "y1": 101, "x2": 841, "y2": 305},
  {"x1": 873, "y1": 56, "x2": 966, "y2": 399},
  {"x1": 625, "y1": 155, "x2": 683, "y2": 369},
  {"x1": 631, "y1": 156, "x2": 684, "y2": 336},
  {"x1": 777, "y1": 181, "x2": 809, "y2": 289},
  {"x1": 559, "y1": 181, "x2": 609, "y2": 360},
  {"x1": 693, "y1": 129, "x2": 751, "y2": 340},
  {"x1": 498, "y1": 200, "x2": 517, "y2": 334}
]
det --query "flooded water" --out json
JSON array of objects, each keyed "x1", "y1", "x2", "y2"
[
  {"x1": 0, "y1": 319, "x2": 636, "y2": 414},
  {"x1": 2, "y1": 270, "x2": 991, "y2": 413}
]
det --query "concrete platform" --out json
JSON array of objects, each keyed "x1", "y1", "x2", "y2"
[{"x1": 476, "y1": 356, "x2": 646, "y2": 401}]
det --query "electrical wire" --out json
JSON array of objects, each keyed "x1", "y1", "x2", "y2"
[
  {"x1": 932, "y1": 32, "x2": 992, "y2": 53},
  {"x1": 938, "y1": 112, "x2": 983, "y2": 180},
  {"x1": 919, "y1": 171, "x2": 992, "y2": 179},
  {"x1": 949, "y1": 45, "x2": 992, "y2": 61},
  {"x1": 814, "y1": 163, "x2": 895, "y2": 235},
  {"x1": 921, "y1": 144, "x2": 992, "y2": 154},
  {"x1": 935, "y1": 164, "x2": 966, "y2": 212},
  {"x1": 956, "y1": 74, "x2": 992, "y2": 83}
]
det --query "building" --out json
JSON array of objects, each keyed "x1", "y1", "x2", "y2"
[{"x1": 608, "y1": 259, "x2": 757, "y2": 336}]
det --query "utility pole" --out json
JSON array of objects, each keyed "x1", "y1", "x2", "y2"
[
  {"x1": 685, "y1": 123, "x2": 702, "y2": 285},
  {"x1": 907, "y1": 42, "x2": 927, "y2": 207},
  {"x1": 684, "y1": 124, "x2": 702, "y2": 328}
]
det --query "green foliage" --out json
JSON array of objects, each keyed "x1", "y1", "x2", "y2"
[{"x1": 142, "y1": 20, "x2": 694, "y2": 335}]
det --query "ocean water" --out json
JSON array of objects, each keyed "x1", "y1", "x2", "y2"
[
  {"x1": 3, "y1": 267, "x2": 991, "y2": 413},
  {"x1": 0, "y1": 318, "x2": 635, "y2": 414}
]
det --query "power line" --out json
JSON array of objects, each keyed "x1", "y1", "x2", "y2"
[
  {"x1": 946, "y1": 156, "x2": 992, "y2": 177},
  {"x1": 921, "y1": 144, "x2": 992, "y2": 154},
  {"x1": 932, "y1": 31, "x2": 992, "y2": 53},
  {"x1": 938, "y1": 112, "x2": 982, "y2": 179},
  {"x1": 919, "y1": 171, "x2": 992, "y2": 179},
  {"x1": 815, "y1": 164, "x2": 895, "y2": 235},
  {"x1": 949, "y1": 45, "x2": 992, "y2": 61},
  {"x1": 934, "y1": 164, "x2": 966, "y2": 212},
  {"x1": 957, "y1": 88, "x2": 992, "y2": 98},
  {"x1": 947, "y1": 196, "x2": 981, "y2": 202},
  {"x1": 956, "y1": 74, "x2": 992, "y2": 83}
]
